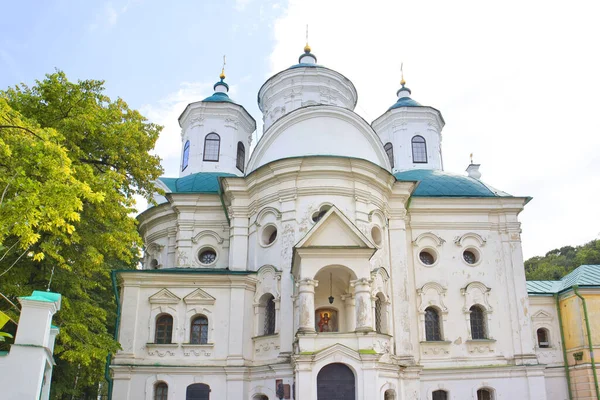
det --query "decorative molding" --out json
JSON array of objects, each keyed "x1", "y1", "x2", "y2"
[
  {"x1": 255, "y1": 206, "x2": 282, "y2": 226},
  {"x1": 181, "y1": 344, "x2": 213, "y2": 357},
  {"x1": 417, "y1": 282, "x2": 448, "y2": 313},
  {"x1": 191, "y1": 230, "x2": 225, "y2": 244},
  {"x1": 454, "y1": 232, "x2": 487, "y2": 247},
  {"x1": 183, "y1": 288, "x2": 216, "y2": 305},
  {"x1": 146, "y1": 344, "x2": 177, "y2": 357},
  {"x1": 412, "y1": 232, "x2": 445, "y2": 247},
  {"x1": 461, "y1": 282, "x2": 492, "y2": 313},
  {"x1": 531, "y1": 310, "x2": 553, "y2": 322},
  {"x1": 149, "y1": 289, "x2": 181, "y2": 305}
]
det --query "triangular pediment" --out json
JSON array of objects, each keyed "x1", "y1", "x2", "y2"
[
  {"x1": 149, "y1": 288, "x2": 181, "y2": 305},
  {"x1": 532, "y1": 310, "x2": 553, "y2": 321},
  {"x1": 295, "y1": 206, "x2": 375, "y2": 249},
  {"x1": 183, "y1": 288, "x2": 216, "y2": 305}
]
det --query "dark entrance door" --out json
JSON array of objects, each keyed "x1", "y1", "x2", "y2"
[
  {"x1": 317, "y1": 363, "x2": 355, "y2": 400},
  {"x1": 186, "y1": 383, "x2": 210, "y2": 400}
]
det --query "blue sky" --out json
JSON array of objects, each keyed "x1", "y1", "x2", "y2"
[{"x1": 2, "y1": 0, "x2": 599, "y2": 259}]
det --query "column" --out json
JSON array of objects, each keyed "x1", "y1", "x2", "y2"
[
  {"x1": 341, "y1": 294, "x2": 355, "y2": 332},
  {"x1": 351, "y1": 278, "x2": 373, "y2": 332},
  {"x1": 296, "y1": 279, "x2": 318, "y2": 333}
]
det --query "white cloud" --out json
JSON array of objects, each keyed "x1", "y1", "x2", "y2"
[
  {"x1": 269, "y1": 0, "x2": 600, "y2": 258},
  {"x1": 235, "y1": 0, "x2": 253, "y2": 12}
]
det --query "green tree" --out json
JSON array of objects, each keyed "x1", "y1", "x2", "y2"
[
  {"x1": 525, "y1": 239, "x2": 600, "y2": 281},
  {"x1": 0, "y1": 71, "x2": 163, "y2": 398}
]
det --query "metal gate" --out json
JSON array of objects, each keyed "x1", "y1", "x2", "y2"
[{"x1": 317, "y1": 363, "x2": 355, "y2": 400}]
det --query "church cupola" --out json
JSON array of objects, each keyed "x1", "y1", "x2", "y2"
[
  {"x1": 372, "y1": 71, "x2": 445, "y2": 172},
  {"x1": 298, "y1": 42, "x2": 317, "y2": 65},
  {"x1": 178, "y1": 63, "x2": 256, "y2": 177},
  {"x1": 257, "y1": 42, "x2": 358, "y2": 132}
]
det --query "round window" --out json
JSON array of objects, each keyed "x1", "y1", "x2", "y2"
[
  {"x1": 371, "y1": 226, "x2": 383, "y2": 247},
  {"x1": 261, "y1": 224, "x2": 278, "y2": 246},
  {"x1": 419, "y1": 250, "x2": 436, "y2": 266},
  {"x1": 463, "y1": 249, "x2": 479, "y2": 265},
  {"x1": 198, "y1": 248, "x2": 217, "y2": 265}
]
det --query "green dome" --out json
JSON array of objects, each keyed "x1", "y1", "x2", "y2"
[
  {"x1": 394, "y1": 169, "x2": 512, "y2": 197},
  {"x1": 202, "y1": 92, "x2": 235, "y2": 104}
]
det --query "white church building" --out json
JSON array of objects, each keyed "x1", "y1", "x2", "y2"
[{"x1": 109, "y1": 44, "x2": 570, "y2": 400}]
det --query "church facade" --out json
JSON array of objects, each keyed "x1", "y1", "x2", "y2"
[{"x1": 109, "y1": 45, "x2": 573, "y2": 399}]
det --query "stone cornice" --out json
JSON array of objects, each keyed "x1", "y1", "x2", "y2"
[
  {"x1": 118, "y1": 271, "x2": 257, "y2": 289},
  {"x1": 179, "y1": 101, "x2": 256, "y2": 132},
  {"x1": 372, "y1": 106, "x2": 445, "y2": 132}
]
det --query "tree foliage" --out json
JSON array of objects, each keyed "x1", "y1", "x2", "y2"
[
  {"x1": 525, "y1": 239, "x2": 600, "y2": 281},
  {"x1": 0, "y1": 71, "x2": 163, "y2": 398}
]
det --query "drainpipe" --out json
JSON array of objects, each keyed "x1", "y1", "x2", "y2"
[
  {"x1": 555, "y1": 293, "x2": 573, "y2": 400},
  {"x1": 573, "y1": 285, "x2": 600, "y2": 399}
]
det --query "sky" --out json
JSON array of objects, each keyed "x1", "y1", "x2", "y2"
[{"x1": 1, "y1": 0, "x2": 599, "y2": 259}]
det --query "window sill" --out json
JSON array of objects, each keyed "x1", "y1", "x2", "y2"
[
  {"x1": 420, "y1": 340, "x2": 452, "y2": 345},
  {"x1": 146, "y1": 343, "x2": 178, "y2": 347},
  {"x1": 466, "y1": 339, "x2": 496, "y2": 355},
  {"x1": 466, "y1": 339, "x2": 496, "y2": 343},
  {"x1": 252, "y1": 333, "x2": 279, "y2": 340},
  {"x1": 181, "y1": 343, "x2": 214, "y2": 347}
]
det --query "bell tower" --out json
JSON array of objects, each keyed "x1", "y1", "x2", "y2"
[{"x1": 178, "y1": 60, "x2": 256, "y2": 177}]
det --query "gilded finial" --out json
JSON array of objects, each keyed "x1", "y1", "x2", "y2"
[
  {"x1": 470, "y1": 153, "x2": 474, "y2": 164},
  {"x1": 400, "y1": 62, "x2": 406, "y2": 86},
  {"x1": 219, "y1": 55, "x2": 226, "y2": 80},
  {"x1": 304, "y1": 24, "x2": 311, "y2": 53}
]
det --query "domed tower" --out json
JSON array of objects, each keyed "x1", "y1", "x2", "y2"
[
  {"x1": 178, "y1": 67, "x2": 256, "y2": 177},
  {"x1": 248, "y1": 44, "x2": 391, "y2": 173},
  {"x1": 257, "y1": 43, "x2": 358, "y2": 132},
  {"x1": 371, "y1": 74, "x2": 445, "y2": 172}
]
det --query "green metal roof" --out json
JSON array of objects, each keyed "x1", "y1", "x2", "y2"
[
  {"x1": 202, "y1": 92, "x2": 235, "y2": 104},
  {"x1": 389, "y1": 97, "x2": 422, "y2": 109},
  {"x1": 394, "y1": 169, "x2": 513, "y2": 198},
  {"x1": 527, "y1": 265, "x2": 600, "y2": 294},
  {"x1": 159, "y1": 172, "x2": 237, "y2": 194},
  {"x1": 19, "y1": 290, "x2": 61, "y2": 304}
]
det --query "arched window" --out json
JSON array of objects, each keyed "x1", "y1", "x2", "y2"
[
  {"x1": 264, "y1": 294, "x2": 276, "y2": 335},
  {"x1": 425, "y1": 307, "x2": 442, "y2": 341},
  {"x1": 432, "y1": 390, "x2": 448, "y2": 400},
  {"x1": 236, "y1": 142, "x2": 245, "y2": 172},
  {"x1": 537, "y1": 328, "x2": 550, "y2": 348},
  {"x1": 375, "y1": 296, "x2": 383, "y2": 333},
  {"x1": 477, "y1": 388, "x2": 493, "y2": 400},
  {"x1": 411, "y1": 135, "x2": 427, "y2": 163},
  {"x1": 186, "y1": 383, "x2": 210, "y2": 400},
  {"x1": 155, "y1": 314, "x2": 173, "y2": 344},
  {"x1": 154, "y1": 382, "x2": 168, "y2": 400},
  {"x1": 384, "y1": 142, "x2": 394, "y2": 168},
  {"x1": 203, "y1": 133, "x2": 220, "y2": 161},
  {"x1": 384, "y1": 389, "x2": 396, "y2": 400},
  {"x1": 182, "y1": 140, "x2": 190, "y2": 171},
  {"x1": 190, "y1": 315, "x2": 209, "y2": 344},
  {"x1": 470, "y1": 305, "x2": 487, "y2": 340}
]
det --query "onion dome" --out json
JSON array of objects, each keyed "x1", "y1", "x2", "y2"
[
  {"x1": 388, "y1": 79, "x2": 422, "y2": 110},
  {"x1": 297, "y1": 42, "x2": 317, "y2": 65},
  {"x1": 203, "y1": 67, "x2": 234, "y2": 103}
]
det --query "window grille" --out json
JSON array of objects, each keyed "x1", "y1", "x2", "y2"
[
  {"x1": 432, "y1": 390, "x2": 448, "y2": 400},
  {"x1": 411, "y1": 135, "x2": 427, "y2": 163},
  {"x1": 477, "y1": 389, "x2": 492, "y2": 400},
  {"x1": 182, "y1": 140, "x2": 190, "y2": 171},
  {"x1": 384, "y1": 142, "x2": 394, "y2": 168},
  {"x1": 155, "y1": 314, "x2": 173, "y2": 344},
  {"x1": 191, "y1": 316, "x2": 209, "y2": 344},
  {"x1": 425, "y1": 307, "x2": 441, "y2": 341},
  {"x1": 236, "y1": 142, "x2": 245, "y2": 172},
  {"x1": 155, "y1": 382, "x2": 168, "y2": 400},
  {"x1": 470, "y1": 305, "x2": 487, "y2": 339},
  {"x1": 264, "y1": 295, "x2": 276, "y2": 335},
  {"x1": 203, "y1": 133, "x2": 220, "y2": 161},
  {"x1": 375, "y1": 297, "x2": 383, "y2": 333}
]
